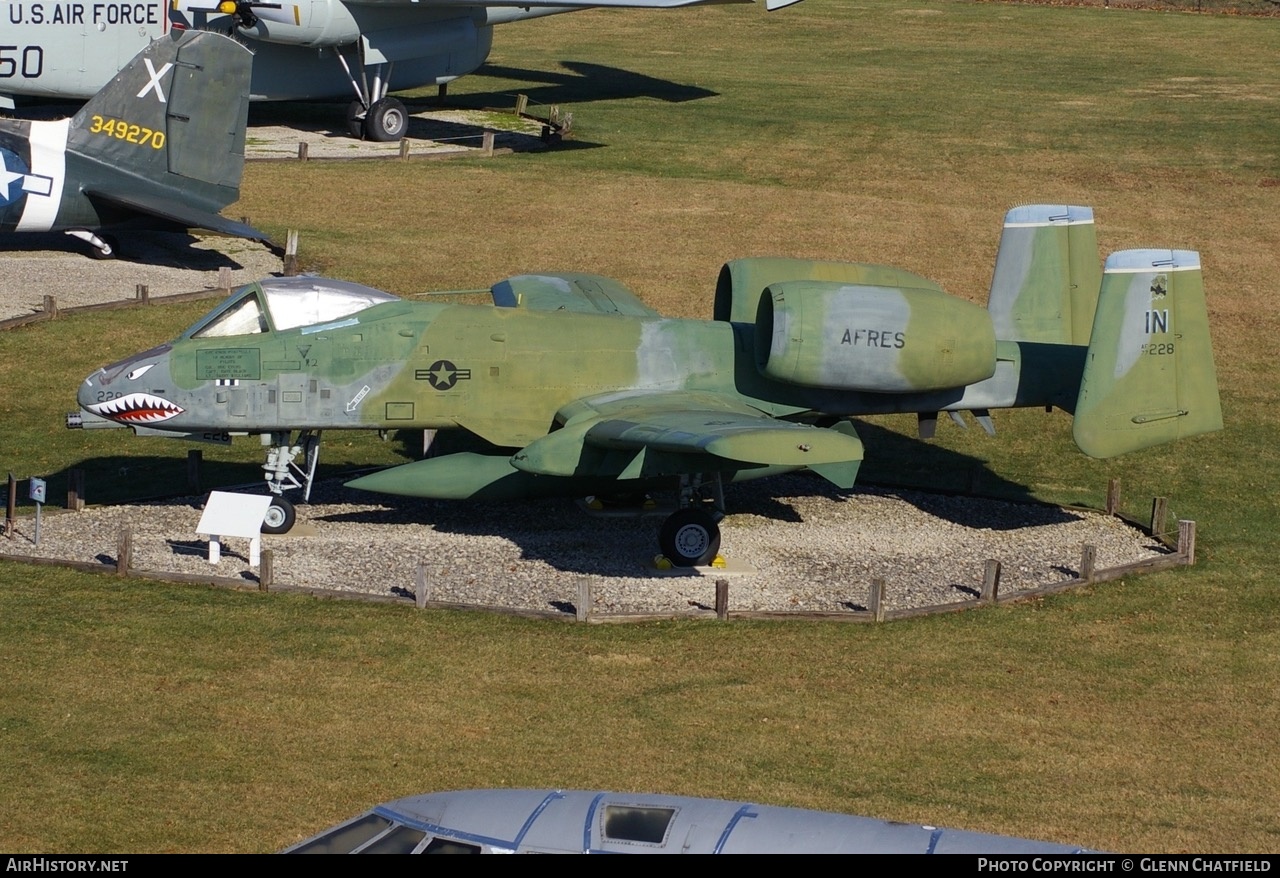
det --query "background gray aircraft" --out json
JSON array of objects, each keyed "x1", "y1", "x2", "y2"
[
  {"x1": 1, "y1": 0, "x2": 800, "y2": 141},
  {"x1": 0, "y1": 29, "x2": 268, "y2": 257},
  {"x1": 283, "y1": 788, "x2": 1093, "y2": 853}
]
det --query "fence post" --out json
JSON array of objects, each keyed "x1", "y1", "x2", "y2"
[
  {"x1": 981, "y1": 559, "x2": 1001, "y2": 604},
  {"x1": 1178, "y1": 520, "x2": 1197, "y2": 565},
  {"x1": 514, "y1": 94, "x2": 528, "y2": 116},
  {"x1": 576, "y1": 577, "x2": 592, "y2": 622},
  {"x1": 297, "y1": 141, "x2": 308, "y2": 161},
  {"x1": 260, "y1": 549, "x2": 273, "y2": 592},
  {"x1": 416, "y1": 564, "x2": 429, "y2": 609},
  {"x1": 482, "y1": 130, "x2": 494, "y2": 156},
  {"x1": 1080, "y1": 544, "x2": 1097, "y2": 582},
  {"x1": 117, "y1": 528, "x2": 132, "y2": 576},
  {"x1": 715, "y1": 578, "x2": 729, "y2": 621},
  {"x1": 187, "y1": 450, "x2": 202, "y2": 492},
  {"x1": 5, "y1": 472, "x2": 14, "y2": 538},
  {"x1": 135, "y1": 284, "x2": 149, "y2": 304},
  {"x1": 1151, "y1": 497, "x2": 1169, "y2": 537},
  {"x1": 1106, "y1": 478, "x2": 1121, "y2": 515},
  {"x1": 66, "y1": 469, "x2": 85, "y2": 511},
  {"x1": 42, "y1": 295, "x2": 58, "y2": 319},
  {"x1": 868, "y1": 578, "x2": 885, "y2": 622},
  {"x1": 283, "y1": 230, "x2": 300, "y2": 277}
]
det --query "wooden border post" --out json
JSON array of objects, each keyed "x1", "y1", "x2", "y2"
[
  {"x1": 187, "y1": 450, "x2": 202, "y2": 492},
  {"x1": 1151, "y1": 497, "x2": 1169, "y2": 538},
  {"x1": 42, "y1": 295, "x2": 58, "y2": 319},
  {"x1": 576, "y1": 577, "x2": 592, "y2": 622},
  {"x1": 1178, "y1": 520, "x2": 1197, "y2": 565},
  {"x1": 5, "y1": 472, "x2": 14, "y2": 538},
  {"x1": 482, "y1": 130, "x2": 494, "y2": 156},
  {"x1": 1106, "y1": 478, "x2": 1121, "y2": 515},
  {"x1": 981, "y1": 559, "x2": 1001, "y2": 604},
  {"x1": 117, "y1": 528, "x2": 132, "y2": 576},
  {"x1": 66, "y1": 469, "x2": 85, "y2": 511},
  {"x1": 283, "y1": 230, "x2": 299, "y2": 277},
  {"x1": 715, "y1": 578, "x2": 729, "y2": 621},
  {"x1": 514, "y1": 94, "x2": 528, "y2": 116},
  {"x1": 868, "y1": 578, "x2": 885, "y2": 622},
  {"x1": 260, "y1": 549, "x2": 273, "y2": 592},
  {"x1": 1080, "y1": 544, "x2": 1097, "y2": 582},
  {"x1": 416, "y1": 565, "x2": 429, "y2": 609},
  {"x1": 135, "y1": 284, "x2": 149, "y2": 304}
]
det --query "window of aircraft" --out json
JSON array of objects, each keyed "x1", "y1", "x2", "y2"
[
  {"x1": 190, "y1": 292, "x2": 268, "y2": 339},
  {"x1": 259, "y1": 278, "x2": 400, "y2": 332},
  {"x1": 287, "y1": 813, "x2": 394, "y2": 853},
  {"x1": 186, "y1": 279, "x2": 400, "y2": 339},
  {"x1": 602, "y1": 805, "x2": 677, "y2": 845}
]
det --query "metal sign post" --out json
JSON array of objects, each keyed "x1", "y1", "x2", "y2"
[{"x1": 28, "y1": 477, "x2": 46, "y2": 546}]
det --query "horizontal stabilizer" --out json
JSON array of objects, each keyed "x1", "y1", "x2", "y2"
[
  {"x1": 85, "y1": 189, "x2": 272, "y2": 245},
  {"x1": 1072, "y1": 250, "x2": 1223, "y2": 458}
]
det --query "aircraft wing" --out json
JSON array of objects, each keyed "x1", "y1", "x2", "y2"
[
  {"x1": 348, "y1": 0, "x2": 802, "y2": 9},
  {"x1": 512, "y1": 390, "x2": 864, "y2": 486},
  {"x1": 83, "y1": 189, "x2": 274, "y2": 245}
]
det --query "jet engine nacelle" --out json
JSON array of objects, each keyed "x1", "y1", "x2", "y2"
[
  {"x1": 714, "y1": 258, "x2": 944, "y2": 324},
  {"x1": 754, "y1": 281, "x2": 997, "y2": 393}
]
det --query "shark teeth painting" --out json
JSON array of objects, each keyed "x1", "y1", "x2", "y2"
[{"x1": 87, "y1": 393, "x2": 184, "y2": 425}]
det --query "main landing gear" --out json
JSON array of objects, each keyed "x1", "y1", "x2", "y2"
[
  {"x1": 260, "y1": 430, "x2": 321, "y2": 535},
  {"x1": 334, "y1": 49, "x2": 409, "y2": 142},
  {"x1": 657, "y1": 473, "x2": 725, "y2": 568}
]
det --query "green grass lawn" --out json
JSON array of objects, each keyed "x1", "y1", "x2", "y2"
[{"x1": 2, "y1": 0, "x2": 1279, "y2": 852}]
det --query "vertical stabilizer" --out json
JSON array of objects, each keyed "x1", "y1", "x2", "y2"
[
  {"x1": 987, "y1": 205, "x2": 1100, "y2": 345},
  {"x1": 67, "y1": 31, "x2": 253, "y2": 213},
  {"x1": 1072, "y1": 249, "x2": 1222, "y2": 458}
]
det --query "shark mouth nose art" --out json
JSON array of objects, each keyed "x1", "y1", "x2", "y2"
[{"x1": 86, "y1": 393, "x2": 184, "y2": 425}]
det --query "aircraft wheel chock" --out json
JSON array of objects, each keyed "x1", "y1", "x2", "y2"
[
  {"x1": 262, "y1": 497, "x2": 296, "y2": 535},
  {"x1": 659, "y1": 508, "x2": 721, "y2": 568},
  {"x1": 345, "y1": 101, "x2": 366, "y2": 139},
  {"x1": 366, "y1": 98, "x2": 408, "y2": 142}
]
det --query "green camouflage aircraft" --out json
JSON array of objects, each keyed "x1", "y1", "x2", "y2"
[
  {"x1": 0, "y1": 30, "x2": 267, "y2": 257},
  {"x1": 70, "y1": 205, "x2": 1223, "y2": 565}
]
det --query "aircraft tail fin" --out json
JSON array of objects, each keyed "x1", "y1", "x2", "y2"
[
  {"x1": 67, "y1": 31, "x2": 253, "y2": 215},
  {"x1": 987, "y1": 204, "x2": 1101, "y2": 346},
  {"x1": 1072, "y1": 250, "x2": 1222, "y2": 459}
]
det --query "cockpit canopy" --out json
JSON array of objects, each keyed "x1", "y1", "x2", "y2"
[{"x1": 184, "y1": 277, "x2": 400, "y2": 339}]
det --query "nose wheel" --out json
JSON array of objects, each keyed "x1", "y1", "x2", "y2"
[{"x1": 262, "y1": 497, "x2": 296, "y2": 535}]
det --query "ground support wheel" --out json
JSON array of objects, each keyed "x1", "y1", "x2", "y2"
[
  {"x1": 262, "y1": 497, "x2": 296, "y2": 535},
  {"x1": 659, "y1": 507, "x2": 721, "y2": 567},
  {"x1": 365, "y1": 97, "x2": 408, "y2": 142}
]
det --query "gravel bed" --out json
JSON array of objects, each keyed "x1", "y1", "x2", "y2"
[{"x1": 0, "y1": 474, "x2": 1168, "y2": 618}]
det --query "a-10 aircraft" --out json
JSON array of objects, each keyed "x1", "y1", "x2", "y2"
[
  {"x1": 69, "y1": 204, "x2": 1223, "y2": 565},
  {"x1": 282, "y1": 788, "x2": 1093, "y2": 853},
  {"x1": 0, "y1": 29, "x2": 267, "y2": 257},
  {"x1": 2, "y1": 0, "x2": 801, "y2": 141}
]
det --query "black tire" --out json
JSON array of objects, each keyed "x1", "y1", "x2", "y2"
[
  {"x1": 87, "y1": 234, "x2": 118, "y2": 260},
  {"x1": 366, "y1": 97, "x2": 408, "y2": 142},
  {"x1": 659, "y1": 508, "x2": 721, "y2": 567},
  {"x1": 261, "y1": 497, "x2": 296, "y2": 535},
  {"x1": 345, "y1": 100, "x2": 366, "y2": 139}
]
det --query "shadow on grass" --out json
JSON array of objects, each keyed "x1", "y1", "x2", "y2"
[{"x1": 461, "y1": 60, "x2": 719, "y2": 107}]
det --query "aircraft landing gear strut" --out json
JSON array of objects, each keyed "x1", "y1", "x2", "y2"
[
  {"x1": 335, "y1": 50, "x2": 407, "y2": 142},
  {"x1": 658, "y1": 473, "x2": 724, "y2": 567},
  {"x1": 260, "y1": 430, "x2": 321, "y2": 534},
  {"x1": 66, "y1": 229, "x2": 116, "y2": 259}
]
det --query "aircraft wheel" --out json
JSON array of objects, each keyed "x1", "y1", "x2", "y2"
[
  {"x1": 262, "y1": 497, "x2": 296, "y2": 535},
  {"x1": 366, "y1": 98, "x2": 408, "y2": 142},
  {"x1": 659, "y1": 508, "x2": 720, "y2": 568},
  {"x1": 345, "y1": 100, "x2": 366, "y2": 139},
  {"x1": 88, "y1": 234, "x2": 118, "y2": 260}
]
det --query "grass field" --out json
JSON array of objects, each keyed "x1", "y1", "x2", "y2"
[{"x1": 2, "y1": 0, "x2": 1279, "y2": 853}]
